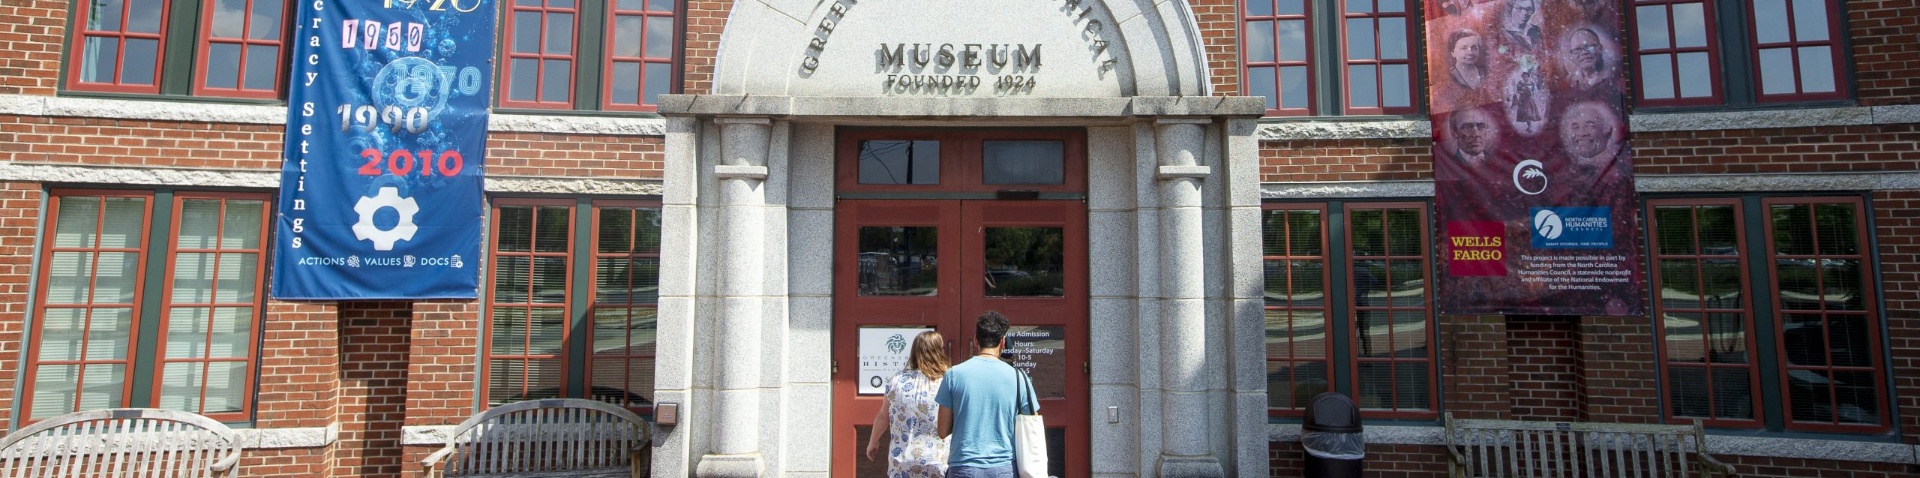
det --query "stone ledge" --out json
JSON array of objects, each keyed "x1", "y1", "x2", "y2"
[
  {"x1": 1261, "y1": 171, "x2": 1920, "y2": 198},
  {"x1": 1254, "y1": 105, "x2": 1920, "y2": 141},
  {"x1": 1157, "y1": 165, "x2": 1212, "y2": 179},
  {"x1": 0, "y1": 94, "x2": 667, "y2": 136},
  {"x1": 1266, "y1": 424, "x2": 1919, "y2": 464},
  {"x1": 658, "y1": 94, "x2": 1268, "y2": 118},
  {"x1": 0, "y1": 162, "x2": 663, "y2": 195}
]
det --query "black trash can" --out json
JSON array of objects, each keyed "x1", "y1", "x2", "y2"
[{"x1": 1301, "y1": 392, "x2": 1364, "y2": 477}]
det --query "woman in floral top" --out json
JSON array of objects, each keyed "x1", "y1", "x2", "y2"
[{"x1": 864, "y1": 331, "x2": 951, "y2": 478}]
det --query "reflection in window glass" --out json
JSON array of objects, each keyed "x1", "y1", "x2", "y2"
[
  {"x1": 858, "y1": 226, "x2": 938, "y2": 296},
  {"x1": 858, "y1": 141, "x2": 940, "y2": 185},
  {"x1": 590, "y1": 206, "x2": 660, "y2": 409},
  {"x1": 1650, "y1": 202, "x2": 1757, "y2": 424},
  {"x1": 982, "y1": 141, "x2": 1065, "y2": 185},
  {"x1": 489, "y1": 202, "x2": 573, "y2": 406},
  {"x1": 983, "y1": 227, "x2": 1064, "y2": 297},
  {"x1": 1767, "y1": 199, "x2": 1882, "y2": 429},
  {"x1": 1263, "y1": 207, "x2": 1329, "y2": 413},
  {"x1": 1348, "y1": 205, "x2": 1430, "y2": 413}
]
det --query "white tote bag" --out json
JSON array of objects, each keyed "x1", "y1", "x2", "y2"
[{"x1": 1014, "y1": 370, "x2": 1048, "y2": 478}]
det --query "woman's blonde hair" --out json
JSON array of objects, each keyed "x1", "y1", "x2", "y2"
[{"x1": 908, "y1": 331, "x2": 951, "y2": 380}]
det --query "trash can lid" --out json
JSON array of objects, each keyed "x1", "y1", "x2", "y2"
[{"x1": 1301, "y1": 392, "x2": 1363, "y2": 433}]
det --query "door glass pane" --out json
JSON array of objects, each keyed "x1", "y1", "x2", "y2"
[
  {"x1": 983, "y1": 227, "x2": 1064, "y2": 297},
  {"x1": 858, "y1": 140, "x2": 940, "y2": 185},
  {"x1": 1004, "y1": 325, "x2": 1065, "y2": 399},
  {"x1": 982, "y1": 141, "x2": 1064, "y2": 185},
  {"x1": 857, "y1": 226, "x2": 938, "y2": 296}
]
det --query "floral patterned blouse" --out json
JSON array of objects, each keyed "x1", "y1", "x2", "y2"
[{"x1": 885, "y1": 369, "x2": 948, "y2": 478}]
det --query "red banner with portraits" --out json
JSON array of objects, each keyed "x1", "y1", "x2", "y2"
[{"x1": 1427, "y1": 0, "x2": 1645, "y2": 315}]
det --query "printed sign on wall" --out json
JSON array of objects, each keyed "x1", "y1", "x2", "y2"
[
  {"x1": 272, "y1": 0, "x2": 496, "y2": 299},
  {"x1": 1426, "y1": 0, "x2": 1645, "y2": 315},
  {"x1": 858, "y1": 327, "x2": 935, "y2": 395}
]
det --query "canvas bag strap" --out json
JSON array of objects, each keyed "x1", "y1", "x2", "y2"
[{"x1": 1014, "y1": 367, "x2": 1037, "y2": 415}]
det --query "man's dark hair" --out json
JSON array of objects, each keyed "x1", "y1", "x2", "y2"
[{"x1": 975, "y1": 310, "x2": 1010, "y2": 349}]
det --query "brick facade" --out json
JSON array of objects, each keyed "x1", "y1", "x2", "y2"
[{"x1": 0, "y1": 0, "x2": 1914, "y2": 476}]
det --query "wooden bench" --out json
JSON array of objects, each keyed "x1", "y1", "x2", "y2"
[
  {"x1": 423, "y1": 398, "x2": 653, "y2": 478},
  {"x1": 0, "y1": 408, "x2": 244, "y2": 477},
  {"x1": 1445, "y1": 413, "x2": 1737, "y2": 478}
]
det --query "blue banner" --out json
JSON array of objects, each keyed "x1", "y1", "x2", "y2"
[{"x1": 272, "y1": 0, "x2": 495, "y2": 300}]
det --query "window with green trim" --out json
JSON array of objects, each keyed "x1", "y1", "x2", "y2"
[
  {"x1": 1648, "y1": 195, "x2": 1887, "y2": 433},
  {"x1": 1265, "y1": 201, "x2": 1436, "y2": 418},
  {"x1": 483, "y1": 197, "x2": 660, "y2": 411},
  {"x1": 24, "y1": 189, "x2": 271, "y2": 423},
  {"x1": 497, "y1": 0, "x2": 681, "y2": 113}
]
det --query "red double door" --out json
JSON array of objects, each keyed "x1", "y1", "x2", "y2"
[{"x1": 831, "y1": 199, "x2": 1089, "y2": 477}]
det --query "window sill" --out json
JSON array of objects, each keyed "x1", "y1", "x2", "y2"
[{"x1": 0, "y1": 93, "x2": 670, "y2": 136}]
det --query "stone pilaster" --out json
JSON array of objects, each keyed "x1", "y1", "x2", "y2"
[
  {"x1": 696, "y1": 117, "x2": 771, "y2": 478},
  {"x1": 1153, "y1": 118, "x2": 1225, "y2": 477}
]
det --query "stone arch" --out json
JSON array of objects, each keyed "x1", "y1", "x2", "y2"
[{"x1": 707, "y1": 0, "x2": 1214, "y2": 98}]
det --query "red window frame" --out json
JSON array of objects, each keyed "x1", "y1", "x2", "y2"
[
  {"x1": 483, "y1": 198, "x2": 578, "y2": 406},
  {"x1": 1629, "y1": 0, "x2": 1726, "y2": 107},
  {"x1": 191, "y1": 0, "x2": 290, "y2": 99},
  {"x1": 601, "y1": 0, "x2": 679, "y2": 112},
  {"x1": 499, "y1": 0, "x2": 581, "y2": 109},
  {"x1": 1646, "y1": 199, "x2": 1761, "y2": 428},
  {"x1": 1337, "y1": 0, "x2": 1415, "y2": 115},
  {"x1": 22, "y1": 190, "x2": 156, "y2": 421},
  {"x1": 151, "y1": 192, "x2": 271, "y2": 422},
  {"x1": 1263, "y1": 203, "x2": 1332, "y2": 417},
  {"x1": 66, "y1": 0, "x2": 171, "y2": 94},
  {"x1": 1243, "y1": 0, "x2": 1315, "y2": 116},
  {"x1": 1344, "y1": 202, "x2": 1435, "y2": 418},
  {"x1": 586, "y1": 199, "x2": 662, "y2": 412},
  {"x1": 1745, "y1": 0, "x2": 1846, "y2": 103},
  {"x1": 1762, "y1": 196, "x2": 1887, "y2": 433}
]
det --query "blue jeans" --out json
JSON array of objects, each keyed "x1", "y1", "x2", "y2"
[{"x1": 945, "y1": 464, "x2": 1015, "y2": 478}]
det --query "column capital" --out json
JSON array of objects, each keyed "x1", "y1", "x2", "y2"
[
  {"x1": 714, "y1": 116, "x2": 773, "y2": 125},
  {"x1": 1153, "y1": 117, "x2": 1214, "y2": 125}
]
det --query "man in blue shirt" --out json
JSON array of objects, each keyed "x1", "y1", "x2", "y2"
[{"x1": 936, "y1": 311, "x2": 1037, "y2": 478}]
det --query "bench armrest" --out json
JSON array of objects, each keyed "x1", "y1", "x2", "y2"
[
  {"x1": 421, "y1": 444, "x2": 458, "y2": 477},
  {"x1": 209, "y1": 450, "x2": 242, "y2": 476},
  {"x1": 1698, "y1": 452, "x2": 1737, "y2": 478}
]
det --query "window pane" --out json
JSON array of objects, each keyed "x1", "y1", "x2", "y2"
[
  {"x1": 1642, "y1": 54, "x2": 1676, "y2": 100},
  {"x1": 1673, "y1": 3, "x2": 1707, "y2": 48},
  {"x1": 1246, "y1": 21, "x2": 1275, "y2": 63},
  {"x1": 173, "y1": 253, "x2": 214, "y2": 302},
  {"x1": 1769, "y1": 203, "x2": 1813, "y2": 255},
  {"x1": 1797, "y1": 46, "x2": 1836, "y2": 93},
  {"x1": 494, "y1": 257, "x2": 530, "y2": 302},
  {"x1": 647, "y1": 0, "x2": 672, "y2": 12},
  {"x1": 1380, "y1": 18, "x2": 1406, "y2": 60},
  {"x1": 1677, "y1": 52, "x2": 1713, "y2": 98},
  {"x1": 546, "y1": 13, "x2": 574, "y2": 55},
  {"x1": 222, "y1": 200, "x2": 266, "y2": 249},
  {"x1": 128, "y1": 0, "x2": 164, "y2": 33},
  {"x1": 102, "y1": 198, "x2": 145, "y2": 248},
  {"x1": 644, "y1": 62, "x2": 671, "y2": 105},
  {"x1": 1248, "y1": 67, "x2": 1278, "y2": 110},
  {"x1": 212, "y1": 0, "x2": 247, "y2": 37},
  {"x1": 96, "y1": 252, "x2": 141, "y2": 304},
  {"x1": 1790, "y1": 0, "x2": 1829, "y2": 42},
  {"x1": 488, "y1": 358, "x2": 565, "y2": 405},
  {"x1": 857, "y1": 140, "x2": 940, "y2": 185},
  {"x1": 1383, "y1": 64, "x2": 1409, "y2": 108},
  {"x1": 857, "y1": 227, "x2": 938, "y2": 296},
  {"x1": 1281, "y1": 66, "x2": 1309, "y2": 109},
  {"x1": 491, "y1": 307, "x2": 530, "y2": 355},
  {"x1": 614, "y1": 16, "x2": 643, "y2": 57},
  {"x1": 1278, "y1": 0, "x2": 1304, "y2": 15},
  {"x1": 1346, "y1": 19, "x2": 1375, "y2": 61},
  {"x1": 597, "y1": 209, "x2": 634, "y2": 253},
  {"x1": 496, "y1": 206, "x2": 535, "y2": 252},
  {"x1": 251, "y1": 0, "x2": 284, "y2": 39},
  {"x1": 513, "y1": 12, "x2": 542, "y2": 53},
  {"x1": 46, "y1": 253, "x2": 94, "y2": 304},
  {"x1": 1813, "y1": 203, "x2": 1857, "y2": 255},
  {"x1": 510, "y1": 59, "x2": 539, "y2": 101},
  {"x1": 178, "y1": 200, "x2": 220, "y2": 249},
  {"x1": 1349, "y1": 65, "x2": 1377, "y2": 108},
  {"x1": 53, "y1": 197, "x2": 102, "y2": 248},
  {"x1": 1379, "y1": 0, "x2": 1403, "y2": 13},
  {"x1": 529, "y1": 307, "x2": 566, "y2": 353},
  {"x1": 1757, "y1": 48, "x2": 1795, "y2": 95},
  {"x1": 1653, "y1": 207, "x2": 1696, "y2": 255},
  {"x1": 123, "y1": 38, "x2": 159, "y2": 86},
  {"x1": 1637, "y1": 5, "x2": 1670, "y2": 49},
  {"x1": 535, "y1": 206, "x2": 571, "y2": 253},
  {"x1": 983, "y1": 227, "x2": 1065, "y2": 297},
  {"x1": 1752, "y1": 0, "x2": 1789, "y2": 43},
  {"x1": 82, "y1": 37, "x2": 120, "y2": 84},
  {"x1": 541, "y1": 59, "x2": 571, "y2": 102},
  {"x1": 1346, "y1": 0, "x2": 1370, "y2": 14},
  {"x1": 30, "y1": 365, "x2": 79, "y2": 419},
  {"x1": 89, "y1": 0, "x2": 125, "y2": 31},
  {"x1": 610, "y1": 62, "x2": 641, "y2": 105},
  {"x1": 645, "y1": 16, "x2": 673, "y2": 58},
  {"x1": 533, "y1": 257, "x2": 568, "y2": 303},
  {"x1": 1279, "y1": 20, "x2": 1307, "y2": 62},
  {"x1": 982, "y1": 140, "x2": 1065, "y2": 185},
  {"x1": 1247, "y1": 0, "x2": 1272, "y2": 16},
  {"x1": 215, "y1": 253, "x2": 258, "y2": 302},
  {"x1": 244, "y1": 45, "x2": 279, "y2": 90},
  {"x1": 203, "y1": 362, "x2": 248, "y2": 412}
]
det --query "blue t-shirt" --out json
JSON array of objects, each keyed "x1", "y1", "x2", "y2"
[{"x1": 935, "y1": 356, "x2": 1038, "y2": 468}]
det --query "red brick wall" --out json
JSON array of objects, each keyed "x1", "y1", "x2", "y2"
[
  {"x1": 1506, "y1": 316, "x2": 1581, "y2": 421},
  {"x1": 1268, "y1": 442, "x2": 1449, "y2": 478},
  {"x1": 1847, "y1": 0, "x2": 1920, "y2": 106},
  {"x1": 1440, "y1": 315, "x2": 1509, "y2": 418},
  {"x1": 405, "y1": 301, "x2": 482, "y2": 425},
  {"x1": 0, "y1": 0, "x2": 62, "y2": 95},
  {"x1": 331, "y1": 303, "x2": 413, "y2": 478},
  {"x1": 255, "y1": 301, "x2": 343, "y2": 429},
  {"x1": 1632, "y1": 124, "x2": 1920, "y2": 175},
  {"x1": 1192, "y1": 0, "x2": 1240, "y2": 96},
  {"x1": 1258, "y1": 139, "x2": 1432, "y2": 183},
  {"x1": 1873, "y1": 189, "x2": 1920, "y2": 439},
  {"x1": 681, "y1": 0, "x2": 730, "y2": 95},
  {"x1": 0, "y1": 183, "x2": 43, "y2": 430},
  {"x1": 1575, "y1": 315, "x2": 1663, "y2": 423}
]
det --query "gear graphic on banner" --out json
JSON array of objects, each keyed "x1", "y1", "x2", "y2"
[{"x1": 353, "y1": 187, "x2": 420, "y2": 251}]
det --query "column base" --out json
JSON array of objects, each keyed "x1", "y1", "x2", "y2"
[
  {"x1": 1157, "y1": 455, "x2": 1226, "y2": 478},
  {"x1": 695, "y1": 452, "x2": 764, "y2": 478}
]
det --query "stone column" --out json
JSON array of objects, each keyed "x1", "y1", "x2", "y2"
[
  {"x1": 1153, "y1": 118, "x2": 1225, "y2": 477},
  {"x1": 697, "y1": 117, "x2": 770, "y2": 478}
]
